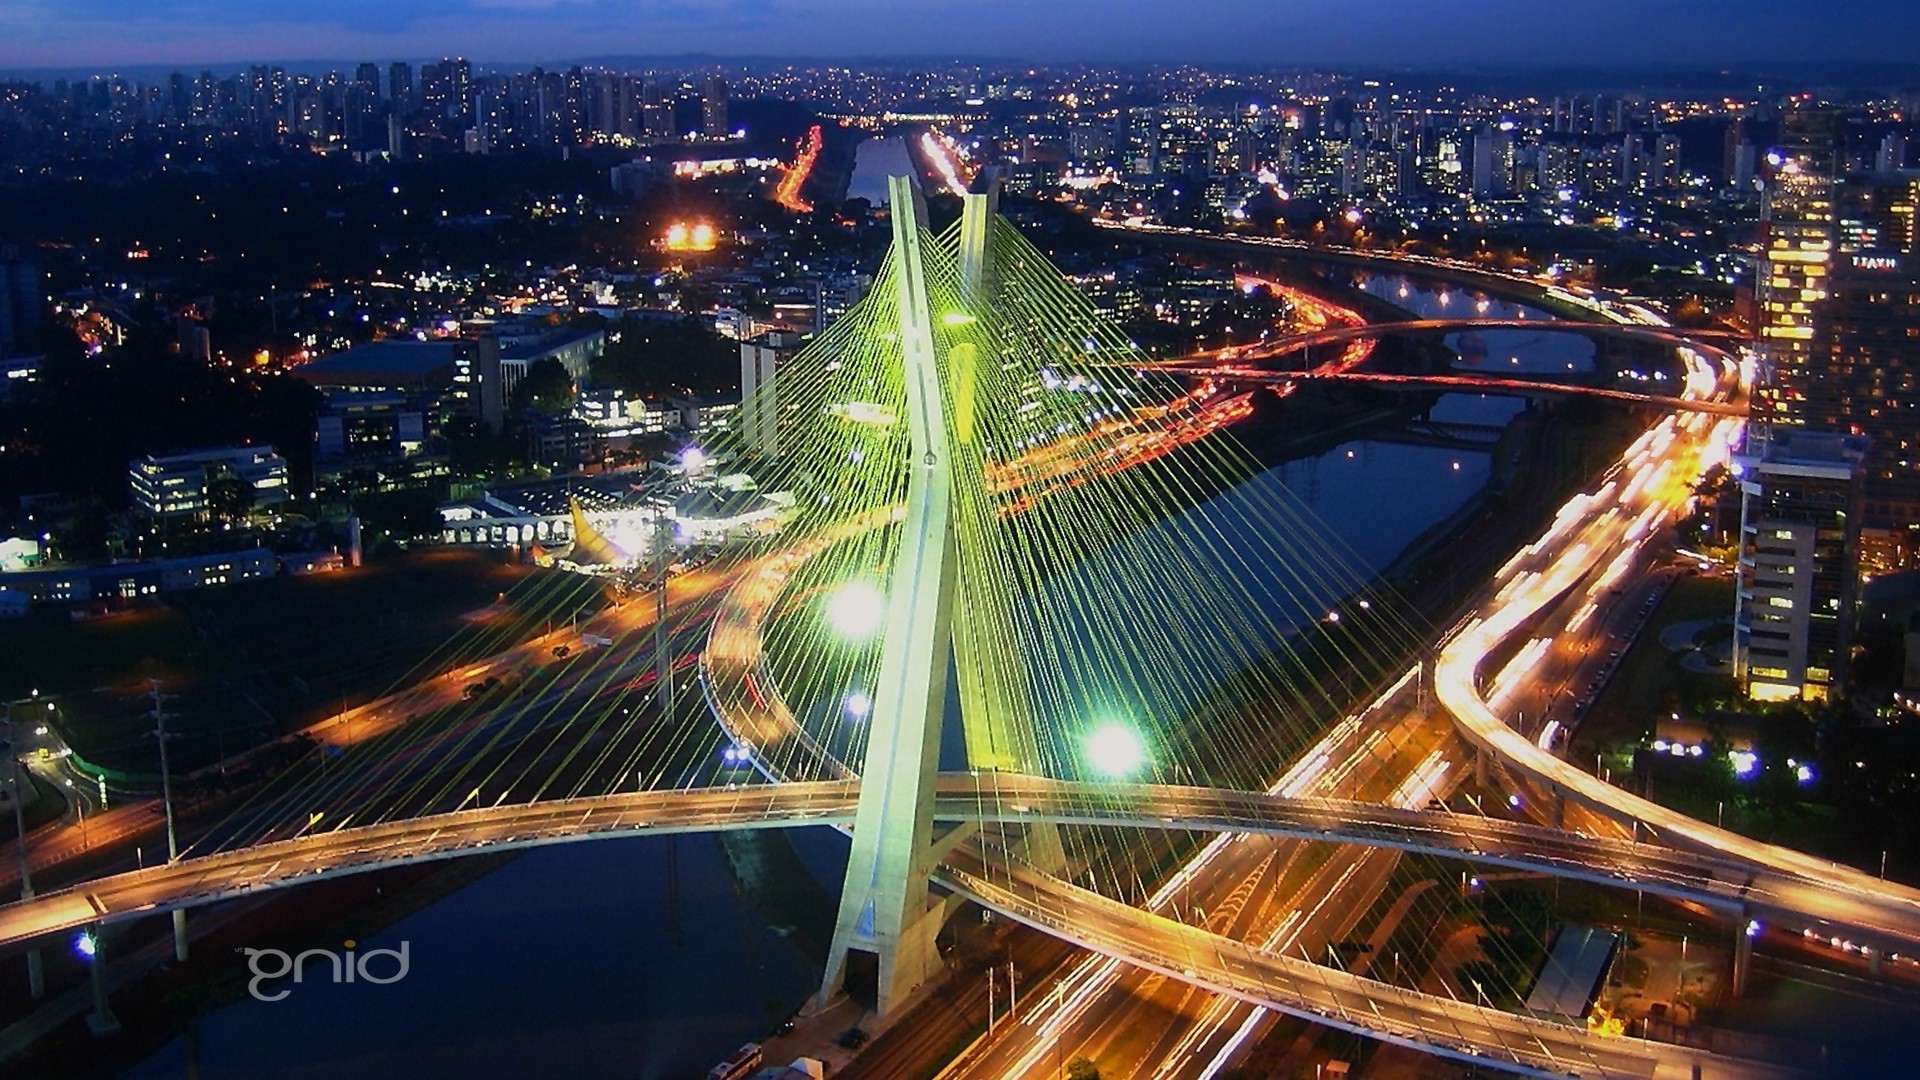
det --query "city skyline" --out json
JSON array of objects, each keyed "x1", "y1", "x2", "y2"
[{"x1": 4, "y1": 0, "x2": 1919, "y2": 74}]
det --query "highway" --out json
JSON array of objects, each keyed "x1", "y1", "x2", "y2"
[
  {"x1": 1425, "y1": 337, "x2": 1920, "y2": 961},
  {"x1": 0, "y1": 773, "x2": 1846, "y2": 1076},
  {"x1": 16, "y1": 771, "x2": 1920, "y2": 948},
  {"x1": 938, "y1": 849, "x2": 1779, "y2": 1080}
]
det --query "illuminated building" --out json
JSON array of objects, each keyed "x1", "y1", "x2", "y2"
[
  {"x1": 702, "y1": 75, "x2": 729, "y2": 139},
  {"x1": 1805, "y1": 253, "x2": 1920, "y2": 558},
  {"x1": 129, "y1": 446, "x2": 290, "y2": 520},
  {"x1": 1732, "y1": 429, "x2": 1865, "y2": 702},
  {"x1": 739, "y1": 331, "x2": 802, "y2": 454},
  {"x1": 1755, "y1": 106, "x2": 1842, "y2": 427}
]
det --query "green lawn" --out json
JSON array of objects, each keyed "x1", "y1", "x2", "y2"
[
  {"x1": 0, "y1": 606, "x2": 217, "y2": 701},
  {"x1": 1573, "y1": 573, "x2": 1736, "y2": 759},
  {"x1": 4, "y1": 549, "x2": 608, "y2": 776}
]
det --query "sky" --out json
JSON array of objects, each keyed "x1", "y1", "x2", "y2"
[{"x1": 0, "y1": 0, "x2": 1916, "y2": 74}]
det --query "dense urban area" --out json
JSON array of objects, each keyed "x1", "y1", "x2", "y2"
[{"x1": 0, "y1": 41, "x2": 1918, "y2": 1080}]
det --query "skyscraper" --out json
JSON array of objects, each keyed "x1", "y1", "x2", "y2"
[
  {"x1": 1755, "y1": 106, "x2": 1842, "y2": 427},
  {"x1": 387, "y1": 61, "x2": 413, "y2": 114},
  {"x1": 1732, "y1": 429, "x2": 1866, "y2": 702},
  {"x1": 1806, "y1": 252, "x2": 1920, "y2": 539},
  {"x1": 702, "y1": 75, "x2": 729, "y2": 139},
  {"x1": 0, "y1": 249, "x2": 42, "y2": 359}
]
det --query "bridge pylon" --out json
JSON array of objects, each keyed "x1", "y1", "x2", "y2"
[{"x1": 817, "y1": 176, "x2": 962, "y2": 1016}]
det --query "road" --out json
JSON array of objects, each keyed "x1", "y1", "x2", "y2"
[{"x1": 1426, "y1": 340, "x2": 1920, "y2": 962}]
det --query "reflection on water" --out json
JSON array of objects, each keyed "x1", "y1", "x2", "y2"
[
  {"x1": 1356, "y1": 273, "x2": 1595, "y2": 375},
  {"x1": 126, "y1": 831, "x2": 843, "y2": 1080}
]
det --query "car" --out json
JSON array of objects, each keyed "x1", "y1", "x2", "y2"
[{"x1": 837, "y1": 1028, "x2": 869, "y2": 1049}]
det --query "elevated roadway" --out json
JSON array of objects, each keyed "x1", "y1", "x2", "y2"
[{"x1": 7, "y1": 774, "x2": 1920, "y2": 998}]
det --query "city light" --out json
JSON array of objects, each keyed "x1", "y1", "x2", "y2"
[
  {"x1": 1729, "y1": 749, "x2": 1759, "y2": 778},
  {"x1": 843, "y1": 690, "x2": 872, "y2": 721},
  {"x1": 663, "y1": 222, "x2": 718, "y2": 252},
  {"x1": 1084, "y1": 722, "x2": 1145, "y2": 778},
  {"x1": 824, "y1": 581, "x2": 887, "y2": 639},
  {"x1": 74, "y1": 931, "x2": 97, "y2": 959}
]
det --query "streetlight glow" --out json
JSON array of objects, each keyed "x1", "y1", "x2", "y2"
[
  {"x1": 1084, "y1": 722, "x2": 1145, "y2": 778},
  {"x1": 844, "y1": 690, "x2": 873, "y2": 721},
  {"x1": 825, "y1": 581, "x2": 887, "y2": 639}
]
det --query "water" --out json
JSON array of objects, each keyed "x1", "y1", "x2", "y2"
[
  {"x1": 126, "y1": 831, "x2": 844, "y2": 1080},
  {"x1": 847, "y1": 136, "x2": 919, "y2": 206},
  {"x1": 1009, "y1": 433, "x2": 1492, "y2": 768}
]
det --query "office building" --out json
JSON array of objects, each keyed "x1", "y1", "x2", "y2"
[
  {"x1": 1807, "y1": 253, "x2": 1920, "y2": 524},
  {"x1": 316, "y1": 390, "x2": 428, "y2": 462},
  {"x1": 1732, "y1": 429, "x2": 1867, "y2": 702},
  {"x1": 129, "y1": 445, "x2": 290, "y2": 520},
  {"x1": 1755, "y1": 107, "x2": 1842, "y2": 427}
]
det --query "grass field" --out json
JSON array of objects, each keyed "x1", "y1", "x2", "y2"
[
  {"x1": 1572, "y1": 572, "x2": 1736, "y2": 759},
  {"x1": 0, "y1": 549, "x2": 608, "y2": 776}
]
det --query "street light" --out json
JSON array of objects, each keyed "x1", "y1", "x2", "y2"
[
  {"x1": 1084, "y1": 722, "x2": 1145, "y2": 778},
  {"x1": 3, "y1": 707, "x2": 43, "y2": 998},
  {"x1": 843, "y1": 690, "x2": 873, "y2": 721},
  {"x1": 824, "y1": 581, "x2": 887, "y2": 639}
]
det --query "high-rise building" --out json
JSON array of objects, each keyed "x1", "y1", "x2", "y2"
[
  {"x1": 739, "y1": 331, "x2": 801, "y2": 454},
  {"x1": 1805, "y1": 253, "x2": 1920, "y2": 536},
  {"x1": 0, "y1": 248, "x2": 43, "y2": 358},
  {"x1": 1879, "y1": 132, "x2": 1909, "y2": 173},
  {"x1": 1732, "y1": 429, "x2": 1867, "y2": 702},
  {"x1": 702, "y1": 75, "x2": 729, "y2": 139},
  {"x1": 387, "y1": 62, "x2": 413, "y2": 113},
  {"x1": 1470, "y1": 125, "x2": 1501, "y2": 198},
  {"x1": 447, "y1": 58, "x2": 473, "y2": 126},
  {"x1": 641, "y1": 81, "x2": 672, "y2": 140},
  {"x1": 1755, "y1": 106, "x2": 1842, "y2": 427}
]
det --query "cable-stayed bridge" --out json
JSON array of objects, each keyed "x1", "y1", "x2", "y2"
[{"x1": 0, "y1": 180, "x2": 1889, "y2": 1077}]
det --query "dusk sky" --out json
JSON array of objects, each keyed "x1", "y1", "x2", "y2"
[{"x1": 0, "y1": 0, "x2": 1915, "y2": 72}]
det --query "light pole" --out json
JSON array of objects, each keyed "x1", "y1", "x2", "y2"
[
  {"x1": 654, "y1": 511, "x2": 676, "y2": 720},
  {"x1": 3, "y1": 706, "x2": 43, "y2": 998},
  {"x1": 149, "y1": 680, "x2": 187, "y2": 962},
  {"x1": 80, "y1": 927, "x2": 118, "y2": 1035}
]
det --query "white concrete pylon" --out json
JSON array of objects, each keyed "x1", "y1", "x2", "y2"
[{"x1": 818, "y1": 174, "x2": 959, "y2": 1015}]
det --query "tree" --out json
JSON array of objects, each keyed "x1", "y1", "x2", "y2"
[
  {"x1": 515, "y1": 357, "x2": 575, "y2": 413},
  {"x1": 592, "y1": 315, "x2": 737, "y2": 397},
  {"x1": 205, "y1": 470, "x2": 255, "y2": 526},
  {"x1": 1066, "y1": 1058, "x2": 1101, "y2": 1080}
]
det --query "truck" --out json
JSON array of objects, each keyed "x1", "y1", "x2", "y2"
[{"x1": 708, "y1": 1043, "x2": 763, "y2": 1080}]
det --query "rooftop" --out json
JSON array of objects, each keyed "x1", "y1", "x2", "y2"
[{"x1": 295, "y1": 340, "x2": 465, "y2": 383}]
